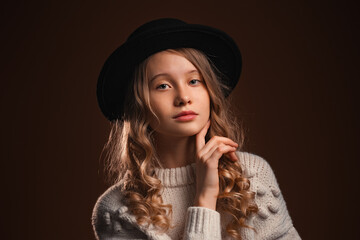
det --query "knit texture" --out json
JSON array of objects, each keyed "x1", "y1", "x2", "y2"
[
  {"x1": 91, "y1": 151, "x2": 301, "y2": 240},
  {"x1": 154, "y1": 163, "x2": 197, "y2": 239}
]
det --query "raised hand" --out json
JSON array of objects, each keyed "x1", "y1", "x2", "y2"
[{"x1": 194, "y1": 120, "x2": 238, "y2": 210}]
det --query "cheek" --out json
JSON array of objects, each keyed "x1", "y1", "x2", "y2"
[
  {"x1": 148, "y1": 97, "x2": 170, "y2": 126},
  {"x1": 200, "y1": 91, "x2": 211, "y2": 111},
  {"x1": 151, "y1": 100, "x2": 168, "y2": 117}
]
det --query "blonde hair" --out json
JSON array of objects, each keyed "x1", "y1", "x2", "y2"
[{"x1": 102, "y1": 48, "x2": 258, "y2": 239}]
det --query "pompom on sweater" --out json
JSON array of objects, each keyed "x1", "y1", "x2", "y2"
[{"x1": 91, "y1": 151, "x2": 301, "y2": 240}]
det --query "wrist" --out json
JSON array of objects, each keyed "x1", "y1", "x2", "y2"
[{"x1": 194, "y1": 194, "x2": 217, "y2": 210}]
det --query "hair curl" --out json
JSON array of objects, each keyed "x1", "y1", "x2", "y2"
[{"x1": 102, "y1": 48, "x2": 258, "y2": 239}]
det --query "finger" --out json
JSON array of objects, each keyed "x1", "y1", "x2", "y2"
[
  {"x1": 198, "y1": 136, "x2": 238, "y2": 156},
  {"x1": 196, "y1": 120, "x2": 211, "y2": 151},
  {"x1": 207, "y1": 146, "x2": 237, "y2": 166},
  {"x1": 202, "y1": 145, "x2": 237, "y2": 164},
  {"x1": 207, "y1": 136, "x2": 238, "y2": 148},
  {"x1": 201, "y1": 143, "x2": 226, "y2": 162},
  {"x1": 225, "y1": 151, "x2": 239, "y2": 162}
]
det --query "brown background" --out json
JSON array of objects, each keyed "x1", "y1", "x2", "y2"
[{"x1": 1, "y1": 0, "x2": 359, "y2": 239}]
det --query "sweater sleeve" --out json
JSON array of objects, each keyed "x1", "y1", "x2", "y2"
[
  {"x1": 91, "y1": 184, "x2": 148, "y2": 240},
  {"x1": 183, "y1": 207, "x2": 221, "y2": 240},
  {"x1": 238, "y1": 152, "x2": 301, "y2": 240}
]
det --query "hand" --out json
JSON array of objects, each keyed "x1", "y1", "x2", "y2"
[{"x1": 194, "y1": 120, "x2": 238, "y2": 210}]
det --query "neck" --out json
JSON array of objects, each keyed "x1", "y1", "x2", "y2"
[{"x1": 153, "y1": 133, "x2": 196, "y2": 168}]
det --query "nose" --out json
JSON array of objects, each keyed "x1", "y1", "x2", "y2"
[{"x1": 174, "y1": 88, "x2": 192, "y2": 106}]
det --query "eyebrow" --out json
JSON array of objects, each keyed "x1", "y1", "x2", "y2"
[{"x1": 150, "y1": 69, "x2": 199, "y2": 82}]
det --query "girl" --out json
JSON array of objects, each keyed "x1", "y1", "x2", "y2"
[{"x1": 92, "y1": 18, "x2": 301, "y2": 240}]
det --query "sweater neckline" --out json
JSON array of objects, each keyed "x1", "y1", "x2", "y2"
[{"x1": 155, "y1": 163, "x2": 196, "y2": 187}]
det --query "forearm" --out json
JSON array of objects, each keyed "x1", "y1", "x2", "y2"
[{"x1": 193, "y1": 192, "x2": 217, "y2": 210}]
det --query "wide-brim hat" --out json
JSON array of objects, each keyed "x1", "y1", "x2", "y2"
[{"x1": 97, "y1": 18, "x2": 242, "y2": 121}]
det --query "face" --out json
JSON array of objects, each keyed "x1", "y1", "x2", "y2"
[{"x1": 146, "y1": 51, "x2": 210, "y2": 138}]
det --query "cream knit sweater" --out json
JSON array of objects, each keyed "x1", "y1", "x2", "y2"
[{"x1": 92, "y1": 151, "x2": 301, "y2": 240}]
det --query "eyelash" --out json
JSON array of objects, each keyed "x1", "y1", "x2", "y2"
[
  {"x1": 156, "y1": 79, "x2": 201, "y2": 90},
  {"x1": 189, "y1": 79, "x2": 201, "y2": 85},
  {"x1": 156, "y1": 84, "x2": 169, "y2": 90}
]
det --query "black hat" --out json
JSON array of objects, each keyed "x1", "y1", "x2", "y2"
[{"x1": 97, "y1": 18, "x2": 242, "y2": 121}]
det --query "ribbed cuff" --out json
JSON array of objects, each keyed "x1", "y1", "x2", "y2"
[{"x1": 183, "y1": 207, "x2": 221, "y2": 240}]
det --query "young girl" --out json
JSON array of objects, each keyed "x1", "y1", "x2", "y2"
[{"x1": 92, "y1": 18, "x2": 301, "y2": 240}]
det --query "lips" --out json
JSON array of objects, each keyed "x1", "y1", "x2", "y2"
[
  {"x1": 173, "y1": 110, "x2": 198, "y2": 119},
  {"x1": 173, "y1": 110, "x2": 198, "y2": 122}
]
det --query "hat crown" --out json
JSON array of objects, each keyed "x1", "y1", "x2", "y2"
[{"x1": 127, "y1": 18, "x2": 187, "y2": 41}]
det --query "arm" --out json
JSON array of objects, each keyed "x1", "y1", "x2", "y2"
[
  {"x1": 92, "y1": 209, "x2": 149, "y2": 240},
  {"x1": 182, "y1": 120, "x2": 238, "y2": 240},
  {"x1": 91, "y1": 185, "x2": 148, "y2": 240},
  {"x1": 183, "y1": 207, "x2": 221, "y2": 240},
  {"x1": 277, "y1": 227, "x2": 301, "y2": 240},
  {"x1": 239, "y1": 152, "x2": 301, "y2": 240}
]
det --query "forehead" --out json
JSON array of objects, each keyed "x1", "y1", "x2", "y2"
[{"x1": 146, "y1": 51, "x2": 198, "y2": 77}]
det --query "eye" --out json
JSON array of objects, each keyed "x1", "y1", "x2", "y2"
[
  {"x1": 156, "y1": 83, "x2": 170, "y2": 90},
  {"x1": 189, "y1": 79, "x2": 201, "y2": 85}
]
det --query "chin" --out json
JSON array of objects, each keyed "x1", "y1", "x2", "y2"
[
  {"x1": 154, "y1": 124, "x2": 203, "y2": 137},
  {"x1": 169, "y1": 123, "x2": 204, "y2": 137}
]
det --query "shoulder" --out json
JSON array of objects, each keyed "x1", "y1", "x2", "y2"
[
  {"x1": 91, "y1": 182, "x2": 150, "y2": 240},
  {"x1": 92, "y1": 182, "x2": 126, "y2": 220},
  {"x1": 235, "y1": 151, "x2": 282, "y2": 209},
  {"x1": 91, "y1": 183, "x2": 170, "y2": 240},
  {"x1": 235, "y1": 151, "x2": 274, "y2": 180},
  {"x1": 91, "y1": 182, "x2": 126, "y2": 238},
  {"x1": 235, "y1": 151, "x2": 282, "y2": 212},
  {"x1": 235, "y1": 151, "x2": 300, "y2": 239}
]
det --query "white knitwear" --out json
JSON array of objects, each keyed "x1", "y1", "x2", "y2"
[
  {"x1": 91, "y1": 151, "x2": 301, "y2": 240},
  {"x1": 155, "y1": 163, "x2": 197, "y2": 239}
]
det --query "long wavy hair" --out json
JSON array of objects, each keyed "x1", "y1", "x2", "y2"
[{"x1": 102, "y1": 48, "x2": 258, "y2": 239}]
